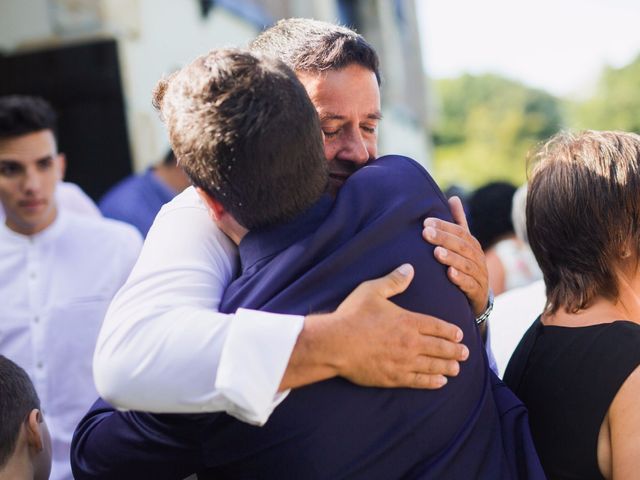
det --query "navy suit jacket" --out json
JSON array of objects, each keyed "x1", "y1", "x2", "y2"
[{"x1": 72, "y1": 156, "x2": 543, "y2": 479}]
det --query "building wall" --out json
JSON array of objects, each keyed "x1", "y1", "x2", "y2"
[
  {"x1": 0, "y1": 0, "x2": 431, "y2": 171},
  {"x1": 0, "y1": 0, "x2": 51, "y2": 51},
  {"x1": 0, "y1": 0, "x2": 260, "y2": 170},
  {"x1": 101, "y1": 0, "x2": 259, "y2": 169}
]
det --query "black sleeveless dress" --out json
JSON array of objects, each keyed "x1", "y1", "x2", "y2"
[{"x1": 504, "y1": 317, "x2": 640, "y2": 480}]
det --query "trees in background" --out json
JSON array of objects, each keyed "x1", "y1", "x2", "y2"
[
  {"x1": 568, "y1": 54, "x2": 640, "y2": 133},
  {"x1": 432, "y1": 54, "x2": 640, "y2": 189}
]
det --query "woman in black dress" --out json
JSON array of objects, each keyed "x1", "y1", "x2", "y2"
[{"x1": 504, "y1": 130, "x2": 640, "y2": 480}]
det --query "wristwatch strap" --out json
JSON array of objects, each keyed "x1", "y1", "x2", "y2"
[{"x1": 475, "y1": 289, "x2": 494, "y2": 326}]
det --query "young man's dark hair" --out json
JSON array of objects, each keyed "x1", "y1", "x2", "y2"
[
  {"x1": 468, "y1": 181, "x2": 517, "y2": 250},
  {"x1": 250, "y1": 18, "x2": 381, "y2": 85},
  {"x1": 0, "y1": 96, "x2": 57, "y2": 139},
  {"x1": 153, "y1": 49, "x2": 328, "y2": 230},
  {"x1": 0, "y1": 355, "x2": 41, "y2": 466}
]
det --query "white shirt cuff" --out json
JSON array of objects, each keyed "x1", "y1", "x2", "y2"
[{"x1": 215, "y1": 308, "x2": 304, "y2": 425}]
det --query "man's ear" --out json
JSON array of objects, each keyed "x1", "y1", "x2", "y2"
[
  {"x1": 25, "y1": 409, "x2": 44, "y2": 451},
  {"x1": 195, "y1": 187, "x2": 226, "y2": 221},
  {"x1": 56, "y1": 153, "x2": 66, "y2": 181}
]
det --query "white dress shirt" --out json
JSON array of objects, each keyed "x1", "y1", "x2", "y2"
[
  {"x1": 93, "y1": 187, "x2": 304, "y2": 425},
  {"x1": 489, "y1": 279, "x2": 546, "y2": 377},
  {"x1": 0, "y1": 210, "x2": 142, "y2": 480}
]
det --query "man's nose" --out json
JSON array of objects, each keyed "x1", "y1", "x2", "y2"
[
  {"x1": 339, "y1": 130, "x2": 370, "y2": 166},
  {"x1": 22, "y1": 169, "x2": 41, "y2": 193}
]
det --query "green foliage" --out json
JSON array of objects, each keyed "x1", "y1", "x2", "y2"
[
  {"x1": 432, "y1": 54, "x2": 640, "y2": 190},
  {"x1": 432, "y1": 74, "x2": 563, "y2": 188},
  {"x1": 567, "y1": 54, "x2": 640, "y2": 132}
]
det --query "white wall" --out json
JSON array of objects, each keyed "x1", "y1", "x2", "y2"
[
  {"x1": 0, "y1": 0, "x2": 52, "y2": 50},
  {"x1": 0, "y1": 0, "x2": 431, "y2": 170},
  {"x1": 0, "y1": 0, "x2": 259, "y2": 170},
  {"x1": 379, "y1": 107, "x2": 431, "y2": 170},
  {"x1": 105, "y1": 0, "x2": 259, "y2": 169}
]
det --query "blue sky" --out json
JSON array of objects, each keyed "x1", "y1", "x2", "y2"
[{"x1": 417, "y1": 0, "x2": 640, "y2": 97}]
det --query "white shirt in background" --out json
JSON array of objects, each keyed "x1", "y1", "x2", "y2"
[
  {"x1": 93, "y1": 187, "x2": 304, "y2": 425},
  {"x1": 0, "y1": 210, "x2": 142, "y2": 480},
  {"x1": 489, "y1": 279, "x2": 546, "y2": 377}
]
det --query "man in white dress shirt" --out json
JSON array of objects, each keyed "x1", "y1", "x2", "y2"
[
  {"x1": 94, "y1": 19, "x2": 492, "y2": 425},
  {"x1": 0, "y1": 96, "x2": 142, "y2": 480}
]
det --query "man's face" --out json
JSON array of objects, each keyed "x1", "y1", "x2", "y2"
[
  {"x1": 0, "y1": 130, "x2": 64, "y2": 235},
  {"x1": 299, "y1": 63, "x2": 381, "y2": 191}
]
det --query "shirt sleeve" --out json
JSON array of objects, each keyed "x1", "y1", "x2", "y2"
[
  {"x1": 93, "y1": 188, "x2": 304, "y2": 424},
  {"x1": 484, "y1": 321, "x2": 499, "y2": 376}
]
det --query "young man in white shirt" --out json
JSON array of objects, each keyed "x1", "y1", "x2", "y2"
[
  {"x1": 0, "y1": 96, "x2": 142, "y2": 480},
  {"x1": 95, "y1": 19, "x2": 492, "y2": 424}
]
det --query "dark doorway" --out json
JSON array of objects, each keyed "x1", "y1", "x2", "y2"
[{"x1": 0, "y1": 39, "x2": 132, "y2": 200}]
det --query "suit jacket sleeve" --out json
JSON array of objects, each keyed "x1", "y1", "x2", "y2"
[{"x1": 71, "y1": 397, "x2": 213, "y2": 479}]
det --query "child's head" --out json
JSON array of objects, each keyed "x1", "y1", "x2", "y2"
[{"x1": 0, "y1": 355, "x2": 51, "y2": 480}]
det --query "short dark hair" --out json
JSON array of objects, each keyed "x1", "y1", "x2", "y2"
[
  {"x1": 250, "y1": 18, "x2": 381, "y2": 85},
  {"x1": 527, "y1": 130, "x2": 640, "y2": 314},
  {"x1": 153, "y1": 49, "x2": 327, "y2": 230},
  {"x1": 162, "y1": 149, "x2": 176, "y2": 166},
  {"x1": 0, "y1": 96, "x2": 57, "y2": 139},
  {"x1": 0, "y1": 356, "x2": 41, "y2": 467},
  {"x1": 469, "y1": 182, "x2": 517, "y2": 250}
]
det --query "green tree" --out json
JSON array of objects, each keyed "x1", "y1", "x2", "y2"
[
  {"x1": 568, "y1": 54, "x2": 640, "y2": 132},
  {"x1": 431, "y1": 74, "x2": 563, "y2": 188}
]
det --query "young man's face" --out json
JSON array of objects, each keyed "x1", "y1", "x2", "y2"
[
  {"x1": 0, "y1": 130, "x2": 64, "y2": 235},
  {"x1": 299, "y1": 63, "x2": 381, "y2": 191}
]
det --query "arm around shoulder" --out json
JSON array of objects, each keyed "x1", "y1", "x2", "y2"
[
  {"x1": 71, "y1": 398, "x2": 204, "y2": 480},
  {"x1": 93, "y1": 193, "x2": 304, "y2": 423}
]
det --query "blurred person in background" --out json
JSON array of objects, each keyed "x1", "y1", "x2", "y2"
[
  {"x1": 99, "y1": 149, "x2": 190, "y2": 236},
  {"x1": 93, "y1": 18, "x2": 493, "y2": 424},
  {"x1": 469, "y1": 181, "x2": 541, "y2": 295},
  {"x1": 505, "y1": 130, "x2": 640, "y2": 479},
  {"x1": 0, "y1": 355, "x2": 52, "y2": 480},
  {"x1": 0, "y1": 95, "x2": 142, "y2": 480},
  {"x1": 0, "y1": 182, "x2": 100, "y2": 220},
  {"x1": 489, "y1": 184, "x2": 545, "y2": 376}
]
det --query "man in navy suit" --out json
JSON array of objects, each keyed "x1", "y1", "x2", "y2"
[{"x1": 71, "y1": 49, "x2": 543, "y2": 479}]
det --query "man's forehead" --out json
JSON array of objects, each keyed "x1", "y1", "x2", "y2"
[
  {"x1": 318, "y1": 111, "x2": 382, "y2": 122},
  {"x1": 0, "y1": 130, "x2": 57, "y2": 161},
  {"x1": 299, "y1": 66, "x2": 381, "y2": 119}
]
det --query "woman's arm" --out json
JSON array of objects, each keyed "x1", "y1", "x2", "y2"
[{"x1": 607, "y1": 364, "x2": 640, "y2": 479}]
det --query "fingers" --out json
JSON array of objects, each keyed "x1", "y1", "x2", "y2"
[
  {"x1": 362, "y1": 263, "x2": 415, "y2": 299},
  {"x1": 417, "y1": 332, "x2": 469, "y2": 361},
  {"x1": 434, "y1": 246, "x2": 484, "y2": 298},
  {"x1": 446, "y1": 266, "x2": 483, "y2": 304},
  {"x1": 403, "y1": 355, "x2": 465, "y2": 390},
  {"x1": 411, "y1": 373, "x2": 448, "y2": 389},
  {"x1": 448, "y1": 196, "x2": 469, "y2": 231},
  {"x1": 434, "y1": 246, "x2": 481, "y2": 279},
  {"x1": 422, "y1": 218, "x2": 489, "y2": 315},
  {"x1": 415, "y1": 354, "x2": 461, "y2": 377},
  {"x1": 423, "y1": 219, "x2": 481, "y2": 258},
  {"x1": 414, "y1": 313, "x2": 464, "y2": 343}
]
